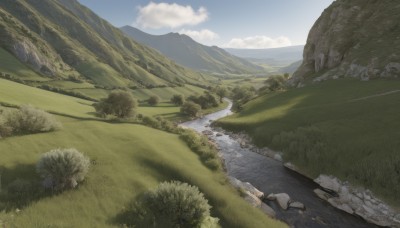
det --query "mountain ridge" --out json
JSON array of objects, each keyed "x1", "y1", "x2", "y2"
[
  {"x1": 0, "y1": 0, "x2": 207, "y2": 88},
  {"x1": 120, "y1": 26, "x2": 264, "y2": 75}
]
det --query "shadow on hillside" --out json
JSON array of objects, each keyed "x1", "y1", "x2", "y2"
[
  {"x1": 110, "y1": 157, "x2": 192, "y2": 227},
  {"x1": 0, "y1": 163, "x2": 49, "y2": 211}
]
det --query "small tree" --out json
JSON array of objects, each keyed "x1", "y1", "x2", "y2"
[
  {"x1": 170, "y1": 94, "x2": 185, "y2": 106},
  {"x1": 147, "y1": 95, "x2": 160, "y2": 106},
  {"x1": 36, "y1": 148, "x2": 90, "y2": 191},
  {"x1": 143, "y1": 181, "x2": 214, "y2": 227},
  {"x1": 94, "y1": 90, "x2": 137, "y2": 118},
  {"x1": 181, "y1": 101, "x2": 201, "y2": 117},
  {"x1": 215, "y1": 86, "x2": 228, "y2": 103}
]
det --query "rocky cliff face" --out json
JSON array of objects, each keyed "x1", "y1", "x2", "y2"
[{"x1": 292, "y1": 0, "x2": 400, "y2": 85}]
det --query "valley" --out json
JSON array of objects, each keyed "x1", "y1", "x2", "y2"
[{"x1": 1, "y1": 0, "x2": 399, "y2": 227}]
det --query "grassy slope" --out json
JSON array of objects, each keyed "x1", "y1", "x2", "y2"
[
  {"x1": 218, "y1": 79, "x2": 400, "y2": 205},
  {"x1": 0, "y1": 79, "x2": 228, "y2": 121},
  {"x1": 0, "y1": 80, "x2": 285, "y2": 227},
  {"x1": 0, "y1": 48, "x2": 47, "y2": 82},
  {"x1": 0, "y1": 78, "x2": 94, "y2": 118}
]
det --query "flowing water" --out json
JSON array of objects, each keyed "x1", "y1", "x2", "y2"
[{"x1": 180, "y1": 101, "x2": 376, "y2": 228}]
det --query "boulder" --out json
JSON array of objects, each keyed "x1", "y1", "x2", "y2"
[
  {"x1": 244, "y1": 192, "x2": 262, "y2": 207},
  {"x1": 216, "y1": 133, "x2": 223, "y2": 137},
  {"x1": 266, "y1": 193, "x2": 276, "y2": 201},
  {"x1": 260, "y1": 203, "x2": 276, "y2": 217},
  {"x1": 314, "y1": 175, "x2": 341, "y2": 193},
  {"x1": 228, "y1": 177, "x2": 264, "y2": 199},
  {"x1": 202, "y1": 130, "x2": 213, "y2": 136},
  {"x1": 289, "y1": 201, "x2": 305, "y2": 210},
  {"x1": 314, "y1": 188, "x2": 333, "y2": 201},
  {"x1": 274, "y1": 193, "x2": 291, "y2": 210}
]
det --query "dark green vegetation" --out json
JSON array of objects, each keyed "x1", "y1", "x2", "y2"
[
  {"x1": 94, "y1": 91, "x2": 137, "y2": 118},
  {"x1": 121, "y1": 26, "x2": 264, "y2": 76},
  {"x1": 131, "y1": 181, "x2": 217, "y2": 227},
  {"x1": 218, "y1": 79, "x2": 400, "y2": 205},
  {"x1": 180, "y1": 101, "x2": 202, "y2": 118}
]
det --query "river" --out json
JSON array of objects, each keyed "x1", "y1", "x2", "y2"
[{"x1": 180, "y1": 100, "x2": 376, "y2": 228}]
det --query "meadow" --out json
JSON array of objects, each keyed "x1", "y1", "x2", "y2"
[
  {"x1": 218, "y1": 78, "x2": 400, "y2": 206},
  {"x1": 0, "y1": 78, "x2": 284, "y2": 227}
]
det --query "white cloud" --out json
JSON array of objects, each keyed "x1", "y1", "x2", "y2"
[
  {"x1": 136, "y1": 2, "x2": 208, "y2": 29},
  {"x1": 179, "y1": 29, "x2": 219, "y2": 42},
  {"x1": 224, "y1": 36, "x2": 292, "y2": 49}
]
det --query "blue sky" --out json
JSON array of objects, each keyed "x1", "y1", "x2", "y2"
[{"x1": 77, "y1": 0, "x2": 333, "y2": 48}]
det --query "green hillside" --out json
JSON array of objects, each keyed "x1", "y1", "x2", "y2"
[
  {"x1": 218, "y1": 79, "x2": 400, "y2": 205},
  {"x1": 0, "y1": 79, "x2": 285, "y2": 227},
  {"x1": 0, "y1": 0, "x2": 209, "y2": 90}
]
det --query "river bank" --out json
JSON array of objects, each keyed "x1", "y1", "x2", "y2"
[
  {"x1": 180, "y1": 100, "x2": 378, "y2": 227},
  {"x1": 211, "y1": 127, "x2": 400, "y2": 227}
]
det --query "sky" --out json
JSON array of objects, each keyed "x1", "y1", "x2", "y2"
[{"x1": 77, "y1": 0, "x2": 334, "y2": 48}]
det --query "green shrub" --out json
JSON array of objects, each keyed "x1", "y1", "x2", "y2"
[
  {"x1": 147, "y1": 95, "x2": 160, "y2": 106},
  {"x1": 3, "y1": 105, "x2": 61, "y2": 134},
  {"x1": 170, "y1": 94, "x2": 185, "y2": 106},
  {"x1": 179, "y1": 129, "x2": 221, "y2": 171},
  {"x1": 143, "y1": 181, "x2": 215, "y2": 228},
  {"x1": 181, "y1": 101, "x2": 202, "y2": 117},
  {"x1": 142, "y1": 116, "x2": 161, "y2": 129},
  {"x1": 36, "y1": 148, "x2": 90, "y2": 191},
  {"x1": 94, "y1": 90, "x2": 137, "y2": 118}
]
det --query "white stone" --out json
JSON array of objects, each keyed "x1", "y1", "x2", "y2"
[
  {"x1": 274, "y1": 193, "x2": 291, "y2": 210},
  {"x1": 314, "y1": 189, "x2": 333, "y2": 201},
  {"x1": 314, "y1": 175, "x2": 341, "y2": 193},
  {"x1": 289, "y1": 201, "x2": 305, "y2": 210}
]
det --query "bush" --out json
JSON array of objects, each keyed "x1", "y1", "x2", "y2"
[
  {"x1": 179, "y1": 129, "x2": 221, "y2": 171},
  {"x1": 147, "y1": 95, "x2": 160, "y2": 106},
  {"x1": 143, "y1": 181, "x2": 214, "y2": 227},
  {"x1": 170, "y1": 94, "x2": 185, "y2": 106},
  {"x1": 142, "y1": 116, "x2": 161, "y2": 129},
  {"x1": 3, "y1": 105, "x2": 61, "y2": 134},
  {"x1": 36, "y1": 148, "x2": 90, "y2": 191},
  {"x1": 187, "y1": 92, "x2": 219, "y2": 109},
  {"x1": 181, "y1": 101, "x2": 202, "y2": 117},
  {"x1": 94, "y1": 90, "x2": 137, "y2": 118}
]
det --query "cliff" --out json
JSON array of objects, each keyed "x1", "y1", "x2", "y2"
[{"x1": 292, "y1": 0, "x2": 400, "y2": 85}]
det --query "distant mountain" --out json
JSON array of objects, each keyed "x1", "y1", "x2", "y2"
[
  {"x1": 224, "y1": 45, "x2": 304, "y2": 64},
  {"x1": 0, "y1": 0, "x2": 206, "y2": 88},
  {"x1": 278, "y1": 60, "x2": 302, "y2": 74},
  {"x1": 120, "y1": 26, "x2": 264, "y2": 75},
  {"x1": 291, "y1": 0, "x2": 400, "y2": 85}
]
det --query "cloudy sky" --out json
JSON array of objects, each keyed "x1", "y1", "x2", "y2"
[{"x1": 77, "y1": 0, "x2": 333, "y2": 49}]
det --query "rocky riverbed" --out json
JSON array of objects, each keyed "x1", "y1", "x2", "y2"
[{"x1": 180, "y1": 100, "x2": 394, "y2": 227}]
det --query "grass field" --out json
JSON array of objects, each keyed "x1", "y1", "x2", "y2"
[
  {"x1": 0, "y1": 116, "x2": 285, "y2": 227},
  {"x1": 0, "y1": 77, "x2": 285, "y2": 227},
  {"x1": 218, "y1": 78, "x2": 400, "y2": 206},
  {"x1": 0, "y1": 78, "x2": 94, "y2": 118}
]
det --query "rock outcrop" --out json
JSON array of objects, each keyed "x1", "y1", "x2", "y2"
[
  {"x1": 228, "y1": 177, "x2": 275, "y2": 217},
  {"x1": 291, "y1": 0, "x2": 400, "y2": 85},
  {"x1": 313, "y1": 175, "x2": 400, "y2": 227}
]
